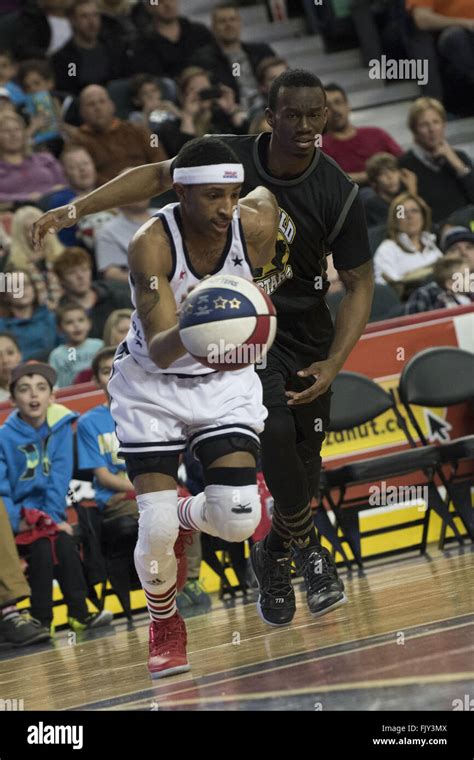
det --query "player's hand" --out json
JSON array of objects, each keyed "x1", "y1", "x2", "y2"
[
  {"x1": 32, "y1": 205, "x2": 76, "y2": 250},
  {"x1": 57, "y1": 521, "x2": 74, "y2": 535},
  {"x1": 286, "y1": 357, "x2": 342, "y2": 405}
]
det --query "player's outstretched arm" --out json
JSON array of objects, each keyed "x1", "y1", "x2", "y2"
[
  {"x1": 32, "y1": 159, "x2": 175, "y2": 250},
  {"x1": 128, "y1": 219, "x2": 186, "y2": 370},
  {"x1": 239, "y1": 186, "x2": 279, "y2": 269}
]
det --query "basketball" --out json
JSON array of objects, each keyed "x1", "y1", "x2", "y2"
[{"x1": 179, "y1": 274, "x2": 277, "y2": 370}]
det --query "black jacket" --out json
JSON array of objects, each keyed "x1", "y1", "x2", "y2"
[
  {"x1": 131, "y1": 17, "x2": 215, "y2": 79},
  {"x1": 51, "y1": 37, "x2": 129, "y2": 96},
  {"x1": 192, "y1": 41, "x2": 275, "y2": 102}
]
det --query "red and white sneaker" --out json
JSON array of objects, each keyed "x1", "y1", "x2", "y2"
[
  {"x1": 148, "y1": 612, "x2": 191, "y2": 679},
  {"x1": 174, "y1": 528, "x2": 193, "y2": 592}
]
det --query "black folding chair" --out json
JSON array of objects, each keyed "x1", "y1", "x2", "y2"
[
  {"x1": 319, "y1": 372, "x2": 463, "y2": 568},
  {"x1": 398, "y1": 347, "x2": 474, "y2": 548}
]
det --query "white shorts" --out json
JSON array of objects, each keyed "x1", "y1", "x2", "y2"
[{"x1": 108, "y1": 348, "x2": 267, "y2": 458}]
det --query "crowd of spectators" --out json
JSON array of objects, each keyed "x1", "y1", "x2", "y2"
[{"x1": 0, "y1": 0, "x2": 473, "y2": 646}]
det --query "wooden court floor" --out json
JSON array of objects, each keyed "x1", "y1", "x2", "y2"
[{"x1": 0, "y1": 546, "x2": 472, "y2": 712}]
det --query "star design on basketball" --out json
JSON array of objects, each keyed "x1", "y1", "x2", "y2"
[
  {"x1": 229, "y1": 298, "x2": 241, "y2": 309},
  {"x1": 232, "y1": 256, "x2": 243, "y2": 266},
  {"x1": 214, "y1": 296, "x2": 228, "y2": 309},
  {"x1": 179, "y1": 270, "x2": 186, "y2": 280}
]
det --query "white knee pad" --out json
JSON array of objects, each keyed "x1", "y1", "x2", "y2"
[
  {"x1": 204, "y1": 484, "x2": 261, "y2": 543},
  {"x1": 135, "y1": 491, "x2": 179, "y2": 581}
]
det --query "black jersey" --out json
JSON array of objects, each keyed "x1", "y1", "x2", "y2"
[{"x1": 215, "y1": 132, "x2": 372, "y2": 363}]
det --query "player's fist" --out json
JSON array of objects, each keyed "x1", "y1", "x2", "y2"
[{"x1": 32, "y1": 205, "x2": 77, "y2": 250}]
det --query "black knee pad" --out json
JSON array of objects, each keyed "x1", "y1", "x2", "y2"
[
  {"x1": 124, "y1": 452, "x2": 179, "y2": 483},
  {"x1": 195, "y1": 435, "x2": 260, "y2": 469}
]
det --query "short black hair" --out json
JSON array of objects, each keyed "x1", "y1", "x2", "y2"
[
  {"x1": 130, "y1": 73, "x2": 162, "y2": 105},
  {"x1": 324, "y1": 82, "x2": 347, "y2": 101},
  {"x1": 92, "y1": 346, "x2": 117, "y2": 380},
  {"x1": 268, "y1": 69, "x2": 325, "y2": 112},
  {"x1": 0, "y1": 48, "x2": 14, "y2": 62},
  {"x1": 17, "y1": 58, "x2": 54, "y2": 89},
  {"x1": 171, "y1": 137, "x2": 241, "y2": 174}
]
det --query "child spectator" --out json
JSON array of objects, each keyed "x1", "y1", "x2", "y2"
[
  {"x1": 49, "y1": 302, "x2": 104, "y2": 388},
  {"x1": 0, "y1": 361, "x2": 113, "y2": 634},
  {"x1": 364, "y1": 153, "x2": 418, "y2": 228},
  {"x1": 405, "y1": 253, "x2": 474, "y2": 314},
  {"x1": 102, "y1": 308, "x2": 132, "y2": 347},
  {"x1": 53, "y1": 247, "x2": 132, "y2": 339},
  {"x1": 0, "y1": 269, "x2": 61, "y2": 361},
  {"x1": 76, "y1": 346, "x2": 137, "y2": 516},
  {"x1": 8, "y1": 205, "x2": 63, "y2": 310},
  {"x1": 0, "y1": 333, "x2": 22, "y2": 402},
  {"x1": 0, "y1": 49, "x2": 26, "y2": 107},
  {"x1": 374, "y1": 192, "x2": 442, "y2": 286},
  {"x1": 17, "y1": 58, "x2": 63, "y2": 157},
  {"x1": 128, "y1": 74, "x2": 181, "y2": 129}
]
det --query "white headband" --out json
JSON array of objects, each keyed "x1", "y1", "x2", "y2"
[{"x1": 173, "y1": 164, "x2": 244, "y2": 185}]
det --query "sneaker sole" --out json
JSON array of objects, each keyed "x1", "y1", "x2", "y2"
[
  {"x1": 14, "y1": 632, "x2": 52, "y2": 647},
  {"x1": 149, "y1": 663, "x2": 191, "y2": 679},
  {"x1": 309, "y1": 592, "x2": 348, "y2": 619}
]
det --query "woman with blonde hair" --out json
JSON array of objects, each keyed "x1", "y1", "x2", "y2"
[
  {"x1": 374, "y1": 192, "x2": 442, "y2": 286},
  {"x1": 0, "y1": 113, "x2": 66, "y2": 207},
  {"x1": 400, "y1": 97, "x2": 474, "y2": 222},
  {"x1": 7, "y1": 206, "x2": 64, "y2": 310},
  {"x1": 102, "y1": 309, "x2": 132, "y2": 347}
]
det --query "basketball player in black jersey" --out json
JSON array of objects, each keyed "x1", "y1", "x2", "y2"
[{"x1": 34, "y1": 70, "x2": 374, "y2": 627}]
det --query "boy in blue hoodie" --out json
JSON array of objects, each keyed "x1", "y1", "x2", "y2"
[{"x1": 0, "y1": 361, "x2": 112, "y2": 635}]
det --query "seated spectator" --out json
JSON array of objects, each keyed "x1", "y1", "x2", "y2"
[
  {"x1": 49, "y1": 302, "x2": 104, "y2": 388},
  {"x1": 323, "y1": 83, "x2": 403, "y2": 184},
  {"x1": 102, "y1": 308, "x2": 132, "y2": 347},
  {"x1": 128, "y1": 74, "x2": 182, "y2": 129},
  {"x1": 51, "y1": 0, "x2": 129, "y2": 96},
  {"x1": 0, "y1": 361, "x2": 113, "y2": 635},
  {"x1": 53, "y1": 247, "x2": 132, "y2": 339},
  {"x1": 439, "y1": 225, "x2": 474, "y2": 262},
  {"x1": 98, "y1": 0, "x2": 137, "y2": 44},
  {"x1": 405, "y1": 251, "x2": 474, "y2": 314},
  {"x1": 248, "y1": 110, "x2": 272, "y2": 135},
  {"x1": 364, "y1": 153, "x2": 418, "y2": 228},
  {"x1": 445, "y1": 204, "x2": 474, "y2": 231},
  {"x1": 38, "y1": 145, "x2": 97, "y2": 246},
  {"x1": 0, "y1": 498, "x2": 51, "y2": 647},
  {"x1": 13, "y1": 1, "x2": 73, "y2": 61},
  {"x1": 374, "y1": 192, "x2": 442, "y2": 285},
  {"x1": 65, "y1": 85, "x2": 166, "y2": 184},
  {"x1": 96, "y1": 197, "x2": 155, "y2": 283},
  {"x1": 0, "y1": 269, "x2": 61, "y2": 361},
  {"x1": 8, "y1": 205, "x2": 64, "y2": 310},
  {"x1": 407, "y1": 0, "x2": 474, "y2": 90},
  {"x1": 0, "y1": 333, "x2": 22, "y2": 402},
  {"x1": 192, "y1": 3, "x2": 275, "y2": 110},
  {"x1": 131, "y1": 0, "x2": 215, "y2": 80},
  {"x1": 17, "y1": 58, "x2": 63, "y2": 157},
  {"x1": 0, "y1": 48, "x2": 26, "y2": 106},
  {"x1": 0, "y1": 113, "x2": 66, "y2": 207},
  {"x1": 156, "y1": 67, "x2": 248, "y2": 158},
  {"x1": 77, "y1": 346, "x2": 137, "y2": 515},
  {"x1": 399, "y1": 97, "x2": 474, "y2": 222},
  {"x1": 248, "y1": 55, "x2": 289, "y2": 121}
]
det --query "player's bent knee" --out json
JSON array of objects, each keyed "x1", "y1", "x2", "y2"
[
  {"x1": 136, "y1": 490, "x2": 179, "y2": 557},
  {"x1": 204, "y1": 483, "x2": 261, "y2": 542}
]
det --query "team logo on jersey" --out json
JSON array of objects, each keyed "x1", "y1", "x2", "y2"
[{"x1": 253, "y1": 208, "x2": 295, "y2": 295}]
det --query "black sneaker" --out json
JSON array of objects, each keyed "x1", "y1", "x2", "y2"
[
  {"x1": 0, "y1": 612, "x2": 51, "y2": 647},
  {"x1": 68, "y1": 609, "x2": 113, "y2": 632},
  {"x1": 299, "y1": 545, "x2": 347, "y2": 617},
  {"x1": 250, "y1": 540, "x2": 295, "y2": 626}
]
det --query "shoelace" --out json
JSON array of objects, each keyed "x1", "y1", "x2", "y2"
[
  {"x1": 302, "y1": 549, "x2": 337, "y2": 592},
  {"x1": 265, "y1": 557, "x2": 293, "y2": 596}
]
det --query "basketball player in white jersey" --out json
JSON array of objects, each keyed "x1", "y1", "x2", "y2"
[{"x1": 107, "y1": 137, "x2": 279, "y2": 678}]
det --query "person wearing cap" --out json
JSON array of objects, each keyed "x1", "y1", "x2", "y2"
[
  {"x1": 0, "y1": 361, "x2": 113, "y2": 635},
  {"x1": 405, "y1": 227, "x2": 474, "y2": 313}
]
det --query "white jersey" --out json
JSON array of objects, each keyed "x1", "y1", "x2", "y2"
[{"x1": 125, "y1": 201, "x2": 254, "y2": 375}]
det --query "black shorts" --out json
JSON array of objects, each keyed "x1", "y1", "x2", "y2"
[{"x1": 257, "y1": 347, "x2": 331, "y2": 458}]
